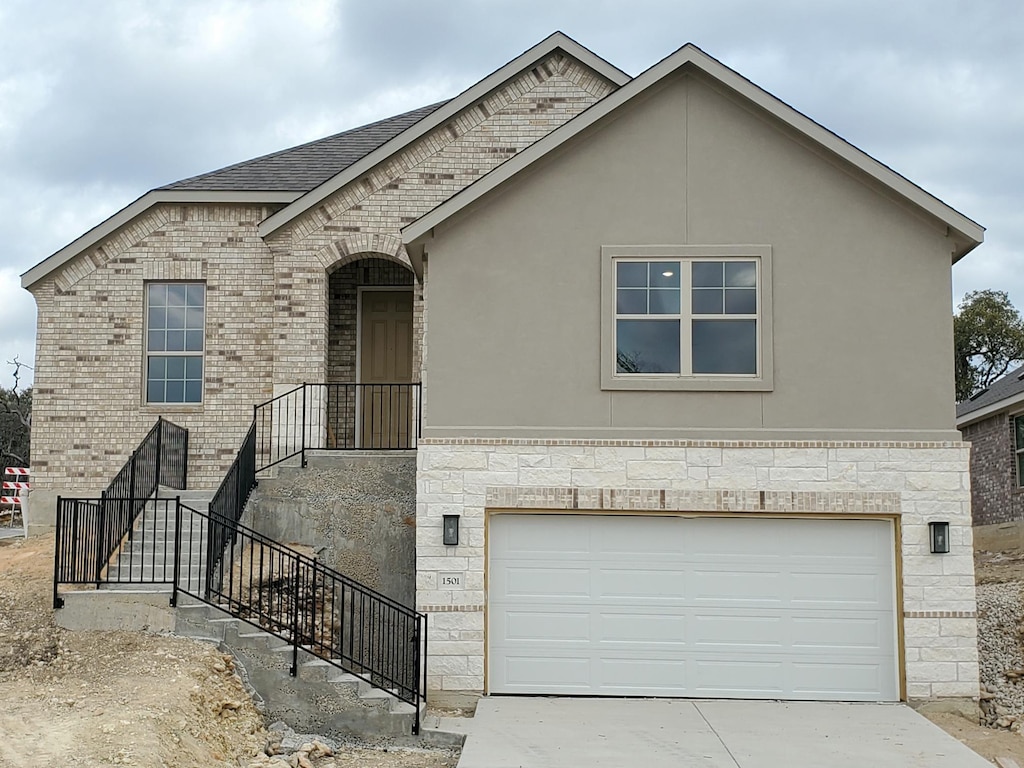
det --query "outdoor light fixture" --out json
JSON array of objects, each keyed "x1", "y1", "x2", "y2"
[
  {"x1": 929, "y1": 521, "x2": 950, "y2": 554},
  {"x1": 443, "y1": 514, "x2": 460, "y2": 546}
]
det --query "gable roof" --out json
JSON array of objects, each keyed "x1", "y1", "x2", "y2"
[
  {"x1": 956, "y1": 364, "x2": 1024, "y2": 426},
  {"x1": 23, "y1": 31, "x2": 628, "y2": 290},
  {"x1": 158, "y1": 102, "x2": 448, "y2": 193},
  {"x1": 402, "y1": 43, "x2": 985, "y2": 268},
  {"x1": 256, "y1": 31, "x2": 630, "y2": 238},
  {"x1": 22, "y1": 102, "x2": 451, "y2": 290}
]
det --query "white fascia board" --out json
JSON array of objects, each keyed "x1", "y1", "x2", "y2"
[
  {"x1": 957, "y1": 391, "x2": 1024, "y2": 429},
  {"x1": 21, "y1": 189, "x2": 301, "y2": 289},
  {"x1": 256, "y1": 31, "x2": 631, "y2": 239},
  {"x1": 403, "y1": 44, "x2": 984, "y2": 256}
]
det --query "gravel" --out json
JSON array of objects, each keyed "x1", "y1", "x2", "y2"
[{"x1": 977, "y1": 580, "x2": 1024, "y2": 725}]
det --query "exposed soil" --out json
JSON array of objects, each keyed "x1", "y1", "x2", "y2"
[
  {"x1": 912, "y1": 548, "x2": 1024, "y2": 766},
  {"x1": 0, "y1": 533, "x2": 458, "y2": 768},
  {"x1": 8, "y1": 530, "x2": 1024, "y2": 766}
]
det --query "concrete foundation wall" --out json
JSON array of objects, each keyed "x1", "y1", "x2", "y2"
[{"x1": 245, "y1": 454, "x2": 416, "y2": 607}]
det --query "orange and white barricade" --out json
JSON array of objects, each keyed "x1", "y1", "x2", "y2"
[{"x1": 1, "y1": 468, "x2": 29, "y2": 535}]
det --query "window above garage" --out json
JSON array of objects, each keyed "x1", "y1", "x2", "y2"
[{"x1": 601, "y1": 245, "x2": 773, "y2": 391}]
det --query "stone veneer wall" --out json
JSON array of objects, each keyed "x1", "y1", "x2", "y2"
[
  {"x1": 961, "y1": 414, "x2": 1024, "y2": 526},
  {"x1": 415, "y1": 440, "x2": 978, "y2": 702}
]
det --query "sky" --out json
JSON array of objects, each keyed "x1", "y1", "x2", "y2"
[{"x1": 1, "y1": 0, "x2": 1022, "y2": 388}]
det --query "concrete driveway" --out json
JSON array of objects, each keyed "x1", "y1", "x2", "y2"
[{"x1": 455, "y1": 698, "x2": 991, "y2": 768}]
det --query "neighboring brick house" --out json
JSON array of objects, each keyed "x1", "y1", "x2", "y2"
[
  {"x1": 24, "y1": 33, "x2": 985, "y2": 707},
  {"x1": 957, "y1": 365, "x2": 1024, "y2": 527}
]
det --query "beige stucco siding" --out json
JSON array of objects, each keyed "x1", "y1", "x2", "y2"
[{"x1": 421, "y1": 72, "x2": 959, "y2": 440}]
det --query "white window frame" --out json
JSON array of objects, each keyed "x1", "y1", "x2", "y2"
[
  {"x1": 601, "y1": 245, "x2": 773, "y2": 391},
  {"x1": 143, "y1": 282, "x2": 206, "y2": 406}
]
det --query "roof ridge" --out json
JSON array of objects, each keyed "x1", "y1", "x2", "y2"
[{"x1": 158, "y1": 100, "x2": 450, "y2": 191}]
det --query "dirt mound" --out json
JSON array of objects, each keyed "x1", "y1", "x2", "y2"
[{"x1": 0, "y1": 533, "x2": 457, "y2": 768}]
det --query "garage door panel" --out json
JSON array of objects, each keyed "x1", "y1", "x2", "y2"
[
  {"x1": 599, "y1": 658, "x2": 688, "y2": 690},
  {"x1": 500, "y1": 609, "x2": 590, "y2": 642},
  {"x1": 596, "y1": 568, "x2": 689, "y2": 600},
  {"x1": 691, "y1": 569, "x2": 784, "y2": 603},
  {"x1": 500, "y1": 655, "x2": 592, "y2": 690},
  {"x1": 488, "y1": 514, "x2": 898, "y2": 700},
  {"x1": 790, "y1": 615, "x2": 889, "y2": 650},
  {"x1": 790, "y1": 661, "x2": 889, "y2": 698},
  {"x1": 497, "y1": 566, "x2": 590, "y2": 599},
  {"x1": 691, "y1": 659, "x2": 785, "y2": 696},
  {"x1": 595, "y1": 519, "x2": 689, "y2": 556},
  {"x1": 790, "y1": 572, "x2": 893, "y2": 608},
  {"x1": 597, "y1": 612, "x2": 688, "y2": 645},
  {"x1": 691, "y1": 614, "x2": 785, "y2": 648}
]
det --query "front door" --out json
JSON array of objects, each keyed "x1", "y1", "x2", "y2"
[{"x1": 359, "y1": 290, "x2": 413, "y2": 448}]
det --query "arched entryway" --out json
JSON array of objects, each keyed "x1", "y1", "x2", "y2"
[{"x1": 326, "y1": 255, "x2": 417, "y2": 448}]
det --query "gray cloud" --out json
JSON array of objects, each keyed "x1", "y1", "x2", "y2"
[{"x1": 1, "y1": 0, "x2": 1022, "y2": 385}]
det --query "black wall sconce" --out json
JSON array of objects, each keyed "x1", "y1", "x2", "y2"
[
  {"x1": 929, "y1": 521, "x2": 950, "y2": 554},
  {"x1": 443, "y1": 514, "x2": 460, "y2": 546}
]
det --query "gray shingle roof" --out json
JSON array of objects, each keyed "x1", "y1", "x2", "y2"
[
  {"x1": 158, "y1": 101, "x2": 449, "y2": 192},
  {"x1": 957, "y1": 364, "x2": 1024, "y2": 418}
]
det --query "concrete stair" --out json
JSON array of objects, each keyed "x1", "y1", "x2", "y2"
[
  {"x1": 174, "y1": 600, "x2": 424, "y2": 737},
  {"x1": 57, "y1": 485, "x2": 429, "y2": 739},
  {"x1": 102, "y1": 490, "x2": 212, "y2": 589}
]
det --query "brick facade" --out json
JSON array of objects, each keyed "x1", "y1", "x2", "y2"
[
  {"x1": 27, "y1": 52, "x2": 616, "y2": 519},
  {"x1": 961, "y1": 413, "x2": 1024, "y2": 526},
  {"x1": 31, "y1": 204, "x2": 278, "y2": 498}
]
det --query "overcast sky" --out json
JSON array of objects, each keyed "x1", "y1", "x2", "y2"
[{"x1": 1, "y1": 0, "x2": 1021, "y2": 387}]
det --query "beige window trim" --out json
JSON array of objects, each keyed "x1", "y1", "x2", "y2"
[{"x1": 600, "y1": 244, "x2": 774, "y2": 392}]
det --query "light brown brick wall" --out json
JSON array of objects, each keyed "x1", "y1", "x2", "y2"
[
  {"x1": 28, "y1": 52, "x2": 617, "y2": 500},
  {"x1": 271, "y1": 53, "x2": 616, "y2": 386},
  {"x1": 31, "y1": 204, "x2": 277, "y2": 492}
]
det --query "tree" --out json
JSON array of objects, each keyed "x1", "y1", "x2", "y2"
[
  {"x1": 0, "y1": 357, "x2": 32, "y2": 468},
  {"x1": 954, "y1": 290, "x2": 1024, "y2": 402}
]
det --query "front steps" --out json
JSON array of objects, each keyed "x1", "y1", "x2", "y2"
[
  {"x1": 174, "y1": 600, "x2": 423, "y2": 738},
  {"x1": 56, "y1": 486, "x2": 427, "y2": 739},
  {"x1": 103, "y1": 490, "x2": 211, "y2": 588}
]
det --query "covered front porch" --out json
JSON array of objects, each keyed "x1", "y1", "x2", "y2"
[{"x1": 260, "y1": 253, "x2": 422, "y2": 468}]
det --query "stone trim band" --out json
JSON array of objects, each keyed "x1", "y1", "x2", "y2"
[
  {"x1": 419, "y1": 605, "x2": 484, "y2": 613},
  {"x1": 486, "y1": 486, "x2": 902, "y2": 514},
  {"x1": 904, "y1": 610, "x2": 978, "y2": 619},
  {"x1": 419, "y1": 438, "x2": 965, "y2": 449}
]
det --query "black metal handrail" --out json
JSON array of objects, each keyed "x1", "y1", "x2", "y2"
[
  {"x1": 53, "y1": 419, "x2": 188, "y2": 604},
  {"x1": 172, "y1": 502, "x2": 427, "y2": 733},
  {"x1": 254, "y1": 382, "x2": 421, "y2": 472}
]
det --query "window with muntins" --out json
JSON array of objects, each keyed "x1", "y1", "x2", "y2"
[
  {"x1": 1015, "y1": 415, "x2": 1024, "y2": 488},
  {"x1": 145, "y1": 283, "x2": 205, "y2": 404},
  {"x1": 602, "y1": 245, "x2": 772, "y2": 391}
]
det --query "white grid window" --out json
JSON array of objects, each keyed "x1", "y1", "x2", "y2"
[
  {"x1": 614, "y1": 258, "x2": 759, "y2": 377},
  {"x1": 145, "y1": 283, "x2": 205, "y2": 404}
]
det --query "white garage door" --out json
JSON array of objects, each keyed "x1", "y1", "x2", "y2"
[{"x1": 488, "y1": 514, "x2": 898, "y2": 701}]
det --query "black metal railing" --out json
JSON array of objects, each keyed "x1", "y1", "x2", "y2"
[
  {"x1": 52, "y1": 419, "x2": 188, "y2": 606},
  {"x1": 254, "y1": 383, "x2": 421, "y2": 471},
  {"x1": 53, "y1": 497, "x2": 184, "y2": 594},
  {"x1": 173, "y1": 502, "x2": 427, "y2": 732},
  {"x1": 50, "y1": 409, "x2": 428, "y2": 734},
  {"x1": 207, "y1": 422, "x2": 257, "y2": 591}
]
